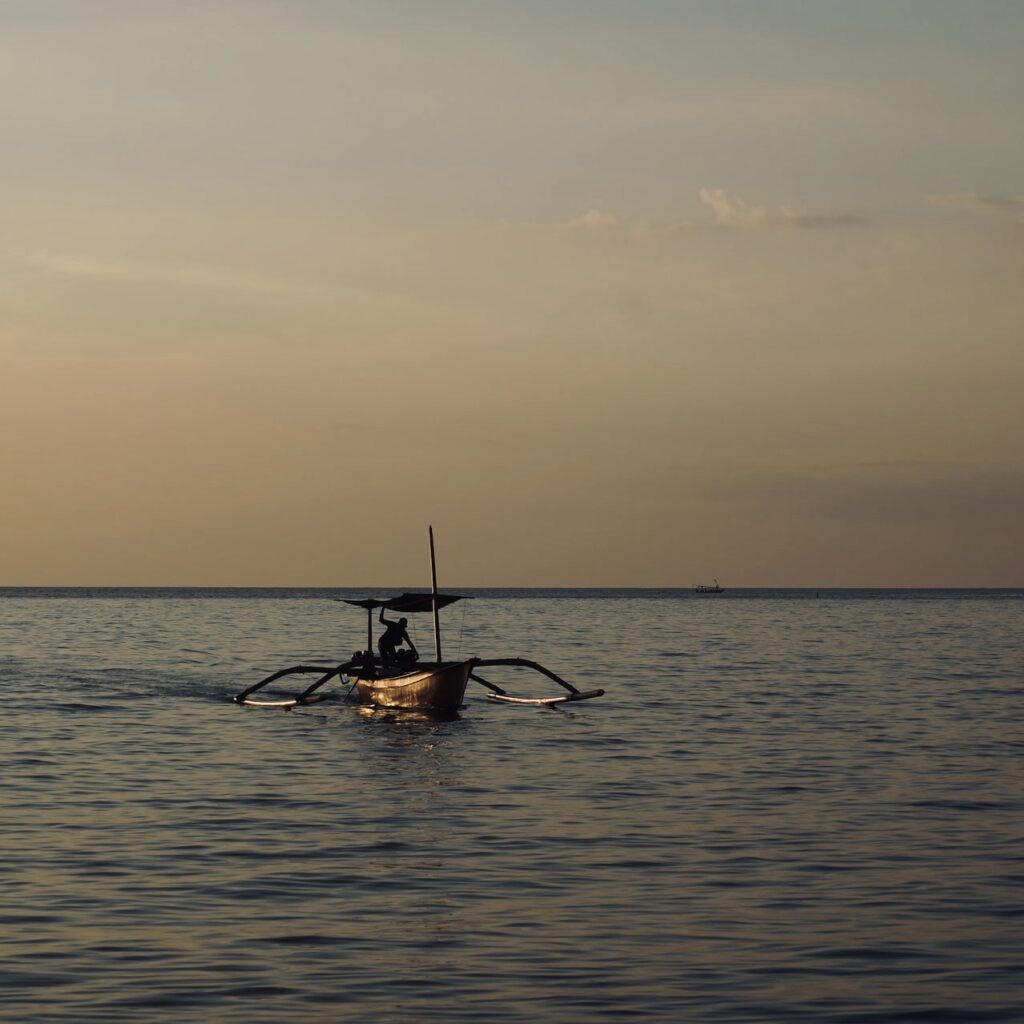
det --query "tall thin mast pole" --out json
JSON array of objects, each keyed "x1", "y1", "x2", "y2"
[{"x1": 429, "y1": 525, "x2": 442, "y2": 662}]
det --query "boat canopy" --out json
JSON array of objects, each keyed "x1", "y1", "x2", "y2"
[{"x1": 341, "y1": 593, "x2": 464, "y2": 614}]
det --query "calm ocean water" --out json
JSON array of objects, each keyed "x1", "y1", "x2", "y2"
[{"x1": 1, "y1": 589, "x2": 1022, "y2": 1023}]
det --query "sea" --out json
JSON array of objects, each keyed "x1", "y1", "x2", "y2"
[{"x1": 1, "y1": 588, "x2": 1022, "y2": 1023}]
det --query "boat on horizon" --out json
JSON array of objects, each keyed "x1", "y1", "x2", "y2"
[
  {"x1": 233, "y1": 528, "x2": 604, "y2": 713},
  {"x1": 694, "y1": 579, "x2": 724, "y2": 594}
]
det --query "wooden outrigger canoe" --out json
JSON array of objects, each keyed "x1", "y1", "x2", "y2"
[
  {"x1": 233, "y1": 528, "x2": 604, "y2": 712},
  {"x1": 352, "y1": 659, "x2": 473, "y2": 711}
]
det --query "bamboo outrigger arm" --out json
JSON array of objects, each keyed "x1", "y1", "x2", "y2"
[
  {"x1": 468, "y1": 657, "x2": 604, "y2": 706},
  {"x1": 233, "y1": 660, "x2": 357, "y2": 708}
]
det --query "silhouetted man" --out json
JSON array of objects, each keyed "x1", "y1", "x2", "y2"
[{"x1": 378, "y1": 608, "x2": 418, "y2": 666}]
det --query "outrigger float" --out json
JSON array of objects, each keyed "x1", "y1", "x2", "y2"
[{"x1": 233, "y1": 528, "x2": 604, "y2": 712}]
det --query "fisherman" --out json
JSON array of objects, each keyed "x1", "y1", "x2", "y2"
[{"x1": 378, "y1": 607, "x2": 418, "y2": 666}]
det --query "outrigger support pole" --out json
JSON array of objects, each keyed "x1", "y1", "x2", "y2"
[
  {"x1": 233, "y1": 660, "x2": 357, "y2": 708},
  {"x1": 468, "y1": 657, "x2": 604, "y2": 706},
  {"x1": 468, "y1": 671, "x2": 507, "y2": 695}
]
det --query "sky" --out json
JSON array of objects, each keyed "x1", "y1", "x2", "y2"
[{"x1": 1, "y1": 0, "x2": 1022, "y2": 586}]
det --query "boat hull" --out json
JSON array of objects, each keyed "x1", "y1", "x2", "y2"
[{"x1": 347, "y1": 660, "x2": 472, "y2": 711}]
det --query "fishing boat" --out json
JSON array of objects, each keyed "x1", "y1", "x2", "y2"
[
  {"x1": 694, "y1": 579, "x2": 724, "y2": 594},
  {"x1": 233, "y1": 527, "x2": 604, "y2": 712},
  {"x1": 336, "y1": 592, "x2": 472, "y2": 711}
]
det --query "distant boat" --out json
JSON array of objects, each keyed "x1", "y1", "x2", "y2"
[
  {"x1": 234, "y1": 528, "x2": 604, "y2": 712},
  {"x1": 694, "y1": 579, "x2": 724, "y2": 594}
]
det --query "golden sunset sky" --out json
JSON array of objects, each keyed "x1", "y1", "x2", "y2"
[{"x1": 2, "y1": 1, "x2": 1022, "y2": 585}]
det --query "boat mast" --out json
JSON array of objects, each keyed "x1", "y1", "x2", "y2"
[{"x1": 429, "y1": 525, "x2": 442, "y2": 662}]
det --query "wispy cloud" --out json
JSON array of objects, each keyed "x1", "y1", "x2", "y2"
[
  {"x1": 698, "y1": 188, "x2": 859, "y2": 229},
  {"x1": 660, "y1": 461, "x2": 1024, "y2": 528},
  {"x1": 564, "y1": 210, "x2": 695, "y2": 240},
  {"x1": 19, "y1": 252, "x2": 310, "y2": 294},
  {"x1": 928, "y1": 192, "x2": 1024, "y2": 222},
  {"x1": 728, "y1": 462, "x2": 1023, "y2": 523}
]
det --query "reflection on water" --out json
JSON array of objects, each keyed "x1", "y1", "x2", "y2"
[
  {"x1": 347, "y1": 702, "x2": 464, "y2": 725},
  {"x1": 1, "y1": 590, "x2": 1022, "y2": 1022}
]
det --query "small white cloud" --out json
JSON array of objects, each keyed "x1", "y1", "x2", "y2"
[
  {"x1": 699, "y1": 188, "x2": 779, "y2": 227},
  {"x1": 928, "y1": 192, "x2": 1024, "y2": 222},
  {"x1": 698, "y1": 188, "x2": 858, "y2": 229},
  {"x1": 569, "y1": 209, "x2": 619, "y2": 229}
]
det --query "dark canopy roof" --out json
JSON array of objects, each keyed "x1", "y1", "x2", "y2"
[{"x1": 341, "y1": 593, "x2": 464, "y2": 614}]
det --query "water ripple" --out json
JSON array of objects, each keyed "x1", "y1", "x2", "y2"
[{"x1": 1, "y1": 590, "x2": 1022, "y2": 1022}]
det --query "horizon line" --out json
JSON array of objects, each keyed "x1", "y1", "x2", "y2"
[{"x1": 1, "y1": 584, "x2": 1021, "y2": 592}]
